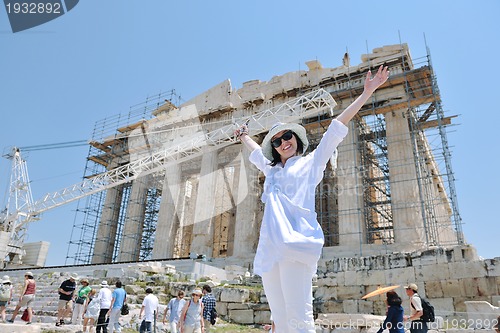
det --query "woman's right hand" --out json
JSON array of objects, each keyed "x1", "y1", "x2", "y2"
[{"x1": 234, "y1": 124, "x2": 249, "y2": 138}]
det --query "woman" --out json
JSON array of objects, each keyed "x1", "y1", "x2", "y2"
[
  {"x1": 0, "y1": 275, "x2": 13, "y2": 323},
  {"x1": 234, "y1": 65, "x2": 389, "y2": 333},
  {"x1": 83, "y1": 289, "x2": 100, "y2": 333},
  {"x1": 8, "y1": 271, "x2": 36, "y2": 324},
  {"x1": 377, "y1": 291, "x2": 405, "y2": 333},
  {"x1": 178, "y1": 288, "x2": 205, "y2": 333},
  {"x1": 72, "y1": 278, "x2": 92, "y2": 325}
]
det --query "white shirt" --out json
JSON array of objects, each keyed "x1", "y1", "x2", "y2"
[
  {"x1": 410, "y1": 293, "x2": 423, "y2": 318},
  {"x1": 142, "y1": 293, "x2": 159, "y2": 322},
  {"x1": 98, "y1": 287, "x2": 112, "y2": 309},
  {"x1": 249, "y1": 119, "x2": 348, "y2": 275},
  {"x1": 167, "y1": 297, "x2": 186, "y2": 323}
]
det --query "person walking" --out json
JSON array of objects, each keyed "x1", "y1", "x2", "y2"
[
  {"x1": 234, "y1": 65, "x2": 389, "y2": 333},
  {"x1": 56, "y1": 273, "x2": 78, "y2": 326},
  {"x1": 73, "y1": 278, "x2": 92, "y2": 325},
  {"x1": 404, "y1": 283, "x2": 428, "y2": 333},
  {"x1": 179, "y1": 288, "x2": 205, "y2": 333},
  {"x1": 0, "y1": 275, "x2": 13, "y2": 323},
  {"x1": 163, "y1": 290, "x2": 186, "y2": 333},
  {"x1": 107, "y1": 281, "x2": 126, "y2": 333},
  {"x1": 201, "y1": 285, "x2": 216, "y2": 331},
  {"x1": 8, "y1": 271, "x2": 36, "y2": 325},
  {"x1": 377, "y1": 291, "x2": 404, "y2": 333},
  {"x1": 96, "y1": 281, "x2": 112, "y2": 333},
  {"x1": 83, "y1": 289, "x2": 100, "y2": 333},
  {"x1": 139, "y1": 288, "x2": 159, "y2": 333}
]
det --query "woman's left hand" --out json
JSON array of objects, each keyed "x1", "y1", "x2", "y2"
[{"x1": 364, "y1": 65, "x2": 389, "y2": 94}]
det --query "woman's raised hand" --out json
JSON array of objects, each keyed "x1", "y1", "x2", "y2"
[{"x1": 364, "y1": 65, "x2": 389, "y2": 94}]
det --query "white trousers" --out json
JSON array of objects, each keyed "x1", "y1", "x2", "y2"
[
  {"x1": 169, "y1": 321, "x2": 178, "y2": 333},
  {"x1": 261, "y1": 260, "x2": 315, "y2": 333},
  {"x1": 72, "y1": 303, "x2": 85, "y2": 325}
]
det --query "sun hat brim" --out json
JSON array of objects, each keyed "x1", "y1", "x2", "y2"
[{"x1": 262, "y1": 122, "x2": 309, "y2": 161}]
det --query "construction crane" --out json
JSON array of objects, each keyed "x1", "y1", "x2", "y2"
[{"x1": 0, "y1": 88, "x2": 337, "y2": 267}]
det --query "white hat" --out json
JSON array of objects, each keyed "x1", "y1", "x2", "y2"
[
  {"x1": 69, "y1": 273, "x2": 79, "y2": 280},
  {"x1": 25, "y1": 271, "x2": 34, "y2": 277},
  {"x1": 404, "y1": 283, "x2": 418, "y2": 292},
  {"x1": 261, "y1": 122, "x2": 309, "y2": 161},
  {"x1": 2, "y1": 275, "x2": 11, "y2": 284},
  {"x1": 101, "y1": 281, "x2": 109, "y2": 287},
  {"x1": 191, "y1": 288, "x2": 203, "y2": 296}
]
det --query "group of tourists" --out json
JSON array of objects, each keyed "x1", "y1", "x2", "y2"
[{"x1": 0, "y1": 271, "x2": 217, "y2": 333}]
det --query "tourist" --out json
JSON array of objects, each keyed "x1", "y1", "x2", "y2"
[
  {"x1": 73, "y1": 278, "x2": 92, "y2": 325},
  {"x1": 96, "y1": 280, "x2": 112, "y2": 333},
  {"x1": 107, "y1": 281, "x2": 126, "y2": 333},
  {"x1": 8, "y1": 271, "x2": 36, "y2": 324},
  {"x1": 201, "y1": 285, "x2": 216, "y2": 331},
  {"x1": 404, "y1": 283, "x2": 428, "y2": 333},
  {"x1": 139, "y1": 287, "x2": 159, "y2": 333},
  {"x1": 56, "y1": 273, "x2": 78, "y2": 326},
  {"x1": 377, "y1": 291, "x2": 404, "y2": 333},
  {"x1": 83, "y1": 289, "x2": 100, "y2": 333},
  {"x1": 234, "y1": 65, "x2": 389, "y2": 333},
  {"x1": 0, "y1": 275, "x2": 13, "y2": 323},
  {"x1": 163, "y1": 290, "x2": 186, "y2": 333},
  {"x1": 178, "y1": 288, "x2": 204, "y2": 333}
]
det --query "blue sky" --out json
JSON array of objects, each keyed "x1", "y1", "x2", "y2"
[{"x1": 1, "y1": 0, "x2": 499, "y2": 266}]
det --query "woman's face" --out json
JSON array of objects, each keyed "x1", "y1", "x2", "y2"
[{"x1": 271, "y1": 130, "x2": 298, "y2": 162}]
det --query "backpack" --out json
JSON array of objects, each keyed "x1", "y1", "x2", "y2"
[
  {"x1": 412, "y1": 295, "x2": 435, "y2": 322},
  {"x1": 210, "y1": 307, "x2": 217, "y2": 325},
  {"x1": 0, "y1": 284, "x2": 11, "y2": 301}
]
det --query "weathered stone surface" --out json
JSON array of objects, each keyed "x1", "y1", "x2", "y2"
[
  {"x1": 229, "y1": 309, "x2": 254, "y2": 324},
  {"x1": 220, "y1": 288, "x2": 250, "y2": 303},
  {"x1": 125, "y1": 284, "x2": 145, "y2": 295},
  {"x1": 227, "y1": 303, "x2": 251, "y2": 310},
  {"x1": 254, "y1": 310, "x2": 271, "y2": 324},
  {"x1": 425, "y1": 280, "x2": 444, "y2": 298},
  {"x1": 440, "y1": 279, "x2": 461, "y2": 297}
]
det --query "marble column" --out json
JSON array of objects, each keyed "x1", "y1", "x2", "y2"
[
  {"x1": 152, "y1": 163, "x2": 182, "y2": 259},
  {"x1": 232, "y1": 149, "x2": 260, "y2": 258},
  {"x1": 385, "y1": 110, "x2": 425, "y2": 248},
  {"x1": 337, "y1": 121, "x2": 365, "y2": 247},
  {"x1": 117, "y1": 175, "x2": 149, "y2": 262},
  {"x1": 190, "y1": 148, "x2": 218, "y2": 257}
]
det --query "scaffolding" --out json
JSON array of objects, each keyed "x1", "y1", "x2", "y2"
[{"x1": 65, "y1": 43, "x2": 463, "y2": 265}]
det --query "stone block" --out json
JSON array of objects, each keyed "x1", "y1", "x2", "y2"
[
  {"x1": 254, "y1": 310, "x2": 272, "y2": 324},
  {"x1": 343, "y1": 299, "x2": 358, "y2": 313},
  {"x1": 227, "y1": 303, "x2": 250, "y2": 310},
  {"x1": 336, "y1": 286, "x2": 365, "y2": 299},
  {"x1": 384, "y1": 266, "x2": 415, "y2": 284},
  {"x1": 464, "y1": 301, "x2": 500, "y2": 329},
  {"x1": 220, "y1": 288, "x2": 250, "y2": 303},
  {"x1": 460, "y1": 277, "x2": 497, "y2": 297},
  {"x1": 448, "y1": 261, "x2": 487, "y2": 279},
  {"x1": 125, "y1": 284, "x2": 145, "y2": 295},
  {"x1": 93, "y1": 269, "x2": 107, "y2": 278},
  {"x1": 317, "y1": 275, "x2": 338, "y2": 287},
  {"x1": 441, "y1": 279, "x2": 461, "y2": 297},
  {"x1": 216, "y1": 301, "x2": 228, "y2": 316},
  {"x1": 357, "y1": 269, "x2": 386, "y2": 286},
  {"x1": 314, "y1": 286, "x2": 338, "y2": 301},
  {"x1": 425, "y1": 280, "x2": 443, "y2": 298},
  {"x1": 429, "y1": 298, "x2": 454, "y2": 319},
  {"x1": 358, "y1": 300, "x2": 374, "y2": 315},
  {"x1": 345, "y1": 271, "x2": 358, "y2": 286},
  {"x1": 417, "y1": 263, "x2": 450, "y2": 281},
  {"x1": 229, "y1": 309, "x2": 254, "y2": 324}
]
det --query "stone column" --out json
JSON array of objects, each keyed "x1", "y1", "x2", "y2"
[
  {"x1": 92, "y1": 180, "x2": 124, "y2": 264},
  {"x1": 385, "y1": 110, "x2": 425, "y2": 248},
  {"x1": 232, "y1": 149, "x2": 260, "y2": 258},
  {"x1": 117, "y1": 175, "x2": 149, "y2": 262},
  {"x1": 152, "y1": 163, "x2": 182, "y2": 259},
  {"x1": 190, "y1": 148, "x2": 218, "y2": 257},
  {"x1": 337, "y1": 121, "x2": 365, "y2": 246},
  {"x1": 176, "y1": 177, "x2": 197, "y2": 257}
]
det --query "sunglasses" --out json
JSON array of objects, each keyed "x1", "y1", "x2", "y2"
[{"x1": 271, "y1": 130, "x2": 294, "y2": 148}]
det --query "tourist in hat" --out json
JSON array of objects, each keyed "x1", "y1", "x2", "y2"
[
  {"x1": 72, "y1": 278, "x2": 92, "y2": 325},
  {"x1": 96, "y1": 281, "x2": 112, "y2": 333},
  {"x1": 178, "y1": 288, "x2": 205, "y2": 333},
  {"x1": 56, "y1": 273, "x2": 79, "y2": 326},
  {"x1": 0, "y1": 275, "x2": 13, "y2": 323},
  {"x1": 234, "y1": 65, "x2": 389, "y2": 333},
  {"x1": 8, "y1": 271, "x2": 36, "y2": 324},
  {"x1": 404, "y1": 283, "x2": 428, "y2": 333}
]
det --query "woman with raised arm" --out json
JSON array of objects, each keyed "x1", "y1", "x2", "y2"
[{"x1": 234, "y1": 65, "x2": 389, "y2": 333}]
